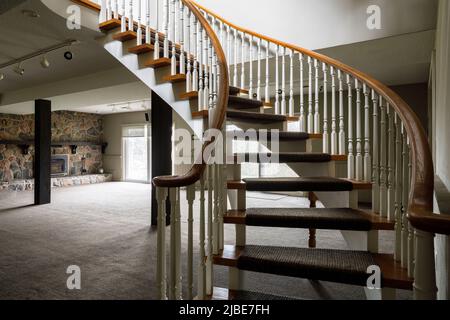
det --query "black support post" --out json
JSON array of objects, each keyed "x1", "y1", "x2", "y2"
[
  {"x1": 151, "y1": 92, "x2": 173, "y2": 226},
  {"x1": 34, "y1": 99, "x2": 52, "y2": 205}
]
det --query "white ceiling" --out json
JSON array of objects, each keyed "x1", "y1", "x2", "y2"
[{"x1": 0, "y1": 0, "x2": 119, "y2": 94}]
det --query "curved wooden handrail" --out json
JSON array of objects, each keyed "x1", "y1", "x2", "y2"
[
  {"x1": 153, "y1": 0, "x2": 229, "y2": 188},
  {"x1": 192, "y1": 1, "x2": 450, "y2": 235}
]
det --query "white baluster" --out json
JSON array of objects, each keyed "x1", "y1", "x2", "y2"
[
  {"x1": 394, "y1": 114, "x2": 402, "y2": 261},
  {"x1": 170, "y1": 0, "x2": 177, "y2": 75},
  {"x1": 265, "y1": 41, "x2": 270, "y2": 104},
  {"x1": 114, "y1": 0, "x2": 119, "y2": 19},
  {"x1": 355, "y1": 79, "x2": 363, "y2": 180},
  {"x1": 121, "y1": 0, "x2": 127, "y2": 32},
  {"x1": 213, "y1": 164, "x2": 220, "y2": 255},
  {"x1": 257, "y1": 38, "x2": 262, "y2": 100},
  {"x1": 197, "y1": 172, "x2": 207, "y2": 300},
  {"x1": 338, "y1": 70, "x2": 345, "y2": 154},
  {"x1": 186, "y1": 9, "x2": 192, "y2": 92},
  {"x1": 299, "y1": 54, "x2": 305, "y2": 131},
  {"x1": 204, "y1": 35, "x2": 210, "y2": 109},
  {"x1": 347, "y1": 75, "x2": 354, "y2": 179},
  {"x1": 175, "y1": 188, "x2": 182, "y2": 300},
  {"x1": 322, "y1": 63, "x2": 329, "y2": 153},
  {"x1": 307, "y1": 57, "x2": 313, "y2": 132},
  {"x1": 289, "y1": 50, "x2": 295, "y2": 117},
  {"x1": 363, "y1": 84, "x2": 371, "y2": 182},
  {"x1": 206, "y1": 166, "x2": 213, "y2": 295},
  {"x1": 233, "y1": 29, "x2": 238, "y2": 87},
  {"x1": 128, "y1": 0, "x2": 133, "y2": 31},
  {"x1": 407, "y1": 146, "x2": 415, "y2": 277},
  {"x1": 314, "y1": 59, "x2": 320, "y2": 133},
  {"x1": 198, "y1": 27, "x2": 204, "y2": 110},
  {"x1": 106, "y1": 0, "x2": 112, "y2": 21},
  {"x1": 372, "y1": 90, "x2": 379, "y2": 213},
  {"x1": 387, "y1": 104, "x2": 395, "y2": 221},
  {"x1": 240, "y1": 32, "x2": 246, "y2": 90},
  {"x1": 163, "y1": 0, "x2": 169, "y2": 58},
  {"x1": 192, "y1": 17, "x2": 199, "y2": 92},
  {"x1": 227, "y1": 26, "x2": 231, "y2": 82},
  {"x1": 178, "y1": 1, "x2": 185, "y2": 75},
  {"x1": 401, "y1": 126, "x2": 409, "y2": 268},
  {"x1": 169, "y1": 188, "x2": 178, "y2": 300},
  {"x1": 379, "y1": 98, "x2": 387, "y2": 217},
  {"x1": 281, "y1": 47, "x2": 286, "y2": 115},
  {"x1": 145, "y1": 0, "x2": 151, "y2": 44},
  {"x1": 99, "y1": 0, "x2": 107, "y2": 23},
  {"x1": 274, "y1": 45, "x2": 280, "y2": 115},
  {"x1": 249, "y1": 35, "x2": 254, "y2": 98},
  {"x1": 330, "y1": 66, "x2": 337, "y2": 153},
  {"x1": 156, "y1": 187, "x2": 168, "y2": 300},
  {"x1": 154, "y1": 0, "x2": 160, "y2": 59},
  {"x1": 186, "y1": 184, "x2": 195, "y2": 300},
  {"x1": 137, "y1": 0, "x2": 142, "y2": 45}
]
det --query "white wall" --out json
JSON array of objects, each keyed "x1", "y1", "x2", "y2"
[
  {"x1": 103, "y1": 111, "x2": 149, "y2": 181},
  {"x1": 195, "y1": 0, "x2": 437, "y2": 50},
  {"x1": 433, "y1": 0, "x2": 450, "y2": 301}
]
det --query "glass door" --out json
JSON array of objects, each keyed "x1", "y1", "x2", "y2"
[{"x1": 123, "y1": 125, "x2": 151, "y2": 183}]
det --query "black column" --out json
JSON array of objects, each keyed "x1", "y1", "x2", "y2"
[
  {"x1": 151, "y1": 92, "x2": 173, "y2": 226},
  {"x1": 34, "y1": 99, "x2": 52, "y2": 205}
]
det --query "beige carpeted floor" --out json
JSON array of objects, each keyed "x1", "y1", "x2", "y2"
[{"x1": 0, "y1": 182, "x2": 412, "y2": 300}]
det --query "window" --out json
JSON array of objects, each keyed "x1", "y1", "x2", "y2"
[{"x1": 122, "y1": 125, "x2": 151, "y2": 183}]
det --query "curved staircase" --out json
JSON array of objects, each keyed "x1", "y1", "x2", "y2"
[{"x1": 64, "y1": 0, "x2": 450, "y2": 300}]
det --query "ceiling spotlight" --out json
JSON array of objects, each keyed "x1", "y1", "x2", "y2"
[
  {"x1": 21, "y1": 9, "x2": 40, "y2": 18},
  {"x1": 40, "y1": 55, "x2": 50, "y2": 68},
  {"x1": 64, "y1": 49, "x2": 73, "y2": 60},
  {"x1": 0, "y1": 73, "x2": 5, "y2": 81},
  {"x1": 14, "y1": 64, "x2": 25, "y2": 76}
]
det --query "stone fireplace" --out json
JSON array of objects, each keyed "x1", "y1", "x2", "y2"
[{"x1": 51, "y1": 155, "x2": 69, "y2": 177}]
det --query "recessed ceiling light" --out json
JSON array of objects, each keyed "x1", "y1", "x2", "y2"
[
  {"x1": 14, "y1": 64, "x2": 25, "y2": 76},
  {"x1": 40, "y1": 55, "x2": 50, "y2": 68},
  {"x1": 21, "y1": 9, "x2": 40, "y2": 18},
  {"x1": 0, "y1": 73, "x2": 5, "y2": 81}
]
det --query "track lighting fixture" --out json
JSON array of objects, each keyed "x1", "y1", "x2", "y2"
[
  {"x1": 14, "y1": 64, "x2": 25, "y2": 76},
  {"x1": 40, "y1": 55, "x2": 50, "y2": 68}
]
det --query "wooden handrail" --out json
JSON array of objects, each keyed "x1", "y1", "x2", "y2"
[{"x1": 192, "y1": 1, "x2": 450, "y2": 235}]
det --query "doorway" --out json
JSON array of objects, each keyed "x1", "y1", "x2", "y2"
[{"x1": 122, "y1": 125, "x2": 151, "y2": 183}]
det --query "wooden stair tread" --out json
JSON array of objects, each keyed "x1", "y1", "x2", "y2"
[
  {"x1": 209, "y1": 287, "x2": 298, "y2": 300},
  {"x1": 227, "y1": 110, "x2": 295, "y2": 123},
  {"x1": 128, "y1": 43, "x2": 154, "y2": 54},
  {"x1": 228, "y1": 130, "x2": 322, "y2": 141},
  {"x1": 180, "y1": 86, "x2": 248, "y2": 100},
  {"x1": 233, "y1": 152, "x2": 347, "y2": 163},
  {"x1": 99, "y1": 19, "x2": 121, "y2": 31},
  {"x1": 223, "y1": 208, "x2": 394, "y2": 231},
  {"x1": 145, "y1": 57, "x2": 171, "y2": 68},
  {"x1": 214, "y1": 245, "x2": 412, "y2": 290},
  {"x1": 163, "y1": 74, "x2": 187, "y2": 83},
  {"x1": 112, "y1": 30, "x2": 137, "y2": 42},
  {"x1": 240, "y1": 177, "x2": 368, "y2": 192}
]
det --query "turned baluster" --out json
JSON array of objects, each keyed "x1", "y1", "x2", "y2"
[
  {"x1": 394, "y1": 114, "x2": 402, "y2": 261},
  {"x1": 363, "y1": 84, "x2": 371, "y2": 182},
  {"x1": 240, "y1": 32, "x2": 246, "y2": 90},
  {"x1": 128, "y1": 0, "x2": 134, "y2": 31},
  {"x1": 170, "y1": 0, "x2": 177, "y2": 75},
  {"x1": 179, "y1": 1, "x2": 185, "y2": 75},
  {"x1": 233, "y1": 29, "x2": 238, "y2": 87},
  {"x1": 197, "y1": 172, "x2": 207, "y2": 299},
  {"x1": 257, "y1": 38, "x2": 262, "y2": 100},
  {"x1": 137, "y1": 0, "x2": 142, "y2": 45},
  {"x1": 154, "y1": 0, "x2": 160, "y2": 59},
  {"x1": 145, "y1": 0, "x2": 152, "y2": 45},
  {"x1": 347, "y1": 75, "x2": 354, "y2": 179},
  {"x1": 121, "y1": 0, "x2": 127, "y2": 32},
  {"x1": 379, "y1": 97, "x2": 387, "y2": 217},
  {"x1": 355, "y1": 79, "x2": 363, "y2": 181},
  {"x1": 289, "y1": 49, "x2": 295, "y2": 116},
  {"x1": 198, "y1": 27, "x2": 204, "y2": 111},
  {"x1": 265, "y1": 41, "x2": 270, "y2": 104},
  {"x1": 249, "y1": 35, "x2": 254, "y2": 98},
  {"x1": 322, "y1": 63, "x2": 329, "y2": 153},
  {"x1": 206, "y1": 165, "x2": 214, "y2": 295},
  {"x1": 372, "y1": 90, "x2": 379, "y2": 213},
  {"x1": 401, "y1": 125, "x2": 409, "y2": 268},
  {"x1": 163, "y1": 0, "x2": 169, "y2": 58},
  {"x1": 274, "y1": 46, "x2": 280, "y2": 115},
  {"x1": 387, "y1": 104, "x2": 395, "y2": 221},
  {"x1": 308, "y1": 57, "x2": 313, "y2": 133},
  {"x1": 314, "y1": 59, "x2": 320, "y2": 134},
  {"x1": 338, "y1": 70, "x2": 345, "y2": 154},
  {"x1": 156, "y1": 187, "x2": 168, "y2": 300},
  {"x1": 330, "y1": 66, "x2": 337, "y2": 154},
  {"x1": 185, "y1": 9, "x2": 192, "y2": 92},
  {"x1": 281, "y1": 47, "x2": 286, "y2": 115},
  {"x1": 299, "y1": 54, "x2": 305, "y2": 131},
  {"x1": 186, "y1": 184, "x2": 195, "y2": 300}
]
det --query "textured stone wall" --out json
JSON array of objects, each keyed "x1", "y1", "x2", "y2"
[{"x1": 0, "y1": 111, "x2": 104, "y2": 183}]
